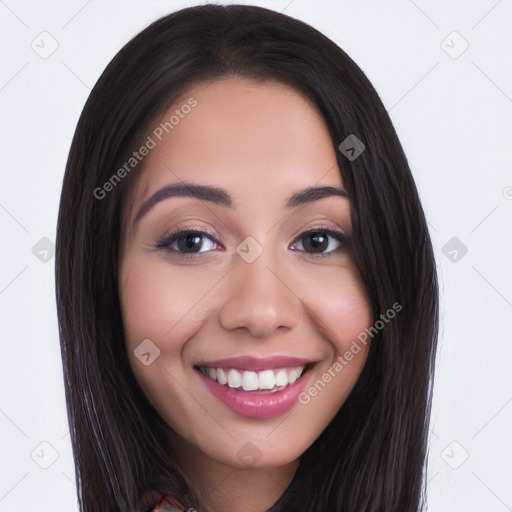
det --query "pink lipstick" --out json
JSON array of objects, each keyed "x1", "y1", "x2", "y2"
[{"x1": 194, "y1": 355, "x2": 316, "y2": 418}]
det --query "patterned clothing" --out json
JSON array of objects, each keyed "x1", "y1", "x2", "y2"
[{"x1": 150, "y1": 495, "x2": 187, "y2": 511}]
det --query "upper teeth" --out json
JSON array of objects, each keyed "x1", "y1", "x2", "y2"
[{"x1": 199, "y1": 366, "x2": 306, "y2": 391}]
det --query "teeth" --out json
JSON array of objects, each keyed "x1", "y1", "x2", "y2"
[
  {"x1": 217, "y1": 368, "x2": 227, "y2": 385},
  {"x1": 258, "y1": 370, "x2": 275, "y2": 390},
  {"x1": 199, "y1": 365, "x2": 306, "y2": 392},
  {"x1": 228, "y1": 369, "x2": 242, "y2": 388},
  {"x1": 288, "y1": 368, "x2": 299, "y2": 384},
  {"x1": 274, "y1": 370, "x2": 288, "y2": 387},
  {"x1": 241, "y1": 371, "x2": 258, "y2": 391}
]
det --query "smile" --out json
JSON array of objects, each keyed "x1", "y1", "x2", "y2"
[
  {"x1": 197, "y1": 365, "x2": 307, "y2": 393},
  {"x1": 194, "y1": 356, "x2": 317, "y2": 418}
]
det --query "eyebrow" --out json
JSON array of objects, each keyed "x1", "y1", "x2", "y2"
[{"x1": 133, "y1": 182, "x2": 348, "y2": 226}]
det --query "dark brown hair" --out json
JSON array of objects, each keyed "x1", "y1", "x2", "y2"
[{"x1": 55, "y1": 4, "x2": 439, "y2": 511}]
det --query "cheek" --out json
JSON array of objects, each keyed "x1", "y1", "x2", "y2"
[
  {"x1": 118, "y1": 260, "x2": 208, "y2": 401},
  {"x1": 118, "y1": 259, "x2": 213, "y2": 425},
  {"x1": 119, "y1": 260, "x2": 211, "y2": 346},
  {"x1": 298, "y1": 264, "x2": 373, "y2": 352},
  {"x1": 284, "y1": 272, "x2": 372, "y2": 436}
]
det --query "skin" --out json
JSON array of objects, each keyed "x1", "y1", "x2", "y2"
[{"x1": 118, "y1": 77, "x2": 373, "y2": 512}]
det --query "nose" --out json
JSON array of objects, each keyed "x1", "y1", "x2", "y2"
[{"x1": 218, "y1": 248, "x2": 302, "y2": 338}]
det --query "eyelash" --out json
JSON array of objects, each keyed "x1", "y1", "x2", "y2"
[{"x1": 154, "y1": 225, "x2": 350, "y2": 260}]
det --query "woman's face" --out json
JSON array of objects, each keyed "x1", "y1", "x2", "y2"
[{"x1": 118, "y1": 76, "x2": 373, "y2": 471}]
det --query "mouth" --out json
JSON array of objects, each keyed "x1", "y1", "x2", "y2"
[
  {"x1": 194, "y1": 363, "x2": 315, "y2": 393},
  {"x1": 193, "y1": 356, "x2": 317, "y2": 418}
]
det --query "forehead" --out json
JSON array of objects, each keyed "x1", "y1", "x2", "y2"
[{"x1": 128, "y1": 76, "x2": 343, "y2": 219}]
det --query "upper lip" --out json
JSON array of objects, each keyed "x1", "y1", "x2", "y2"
[{"x1": 195, "y1": 355, "x2": 317, "y2": 371}]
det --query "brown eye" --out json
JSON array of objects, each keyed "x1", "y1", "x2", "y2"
[
  {"x1": 174, "y1": 232, "x2": 206, "y2": 252},
  {"x1": 155, "y1": 229, "x2": 221, "y2": 257},
  {"x1": 291, "y1": 228, "x2": 349, "y2": 257},
  {"x1": 302, "y1": 231, "x2": 329, "y2": 252}
]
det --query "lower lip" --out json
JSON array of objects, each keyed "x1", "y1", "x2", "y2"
[{"x1": 196, "y1": 367, "x2": 313, "y2": 419}]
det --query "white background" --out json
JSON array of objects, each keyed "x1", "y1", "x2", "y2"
[{"x1": 1, "y1": 1, "x2": 511, "y2": 511}]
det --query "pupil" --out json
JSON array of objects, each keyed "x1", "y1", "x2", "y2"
[
  {"x1": 306, "y1": 232, "x2": 327, "y2": 252},
  {"x1": 178, "y1": 233, "x2": 202, "y2": 252}
]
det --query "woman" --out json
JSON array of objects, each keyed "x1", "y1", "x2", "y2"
[{"x1": 55, "y1": 4, "x2": 439, "y2": 512}]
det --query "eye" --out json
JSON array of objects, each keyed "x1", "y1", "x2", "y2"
[
  {"x1": 155, "y1": 226, "x2": 349, "y2": 260},
  {"x1": 155, "y1": 228, "x2": 222, "y2": 259},
  {"x1": 290, "y1": 227, "x2": 349, "y2": 257}
]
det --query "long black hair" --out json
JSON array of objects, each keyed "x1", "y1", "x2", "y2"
[{"x1": 55, "y1": 4, "x2": 439, "y2": 511}]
